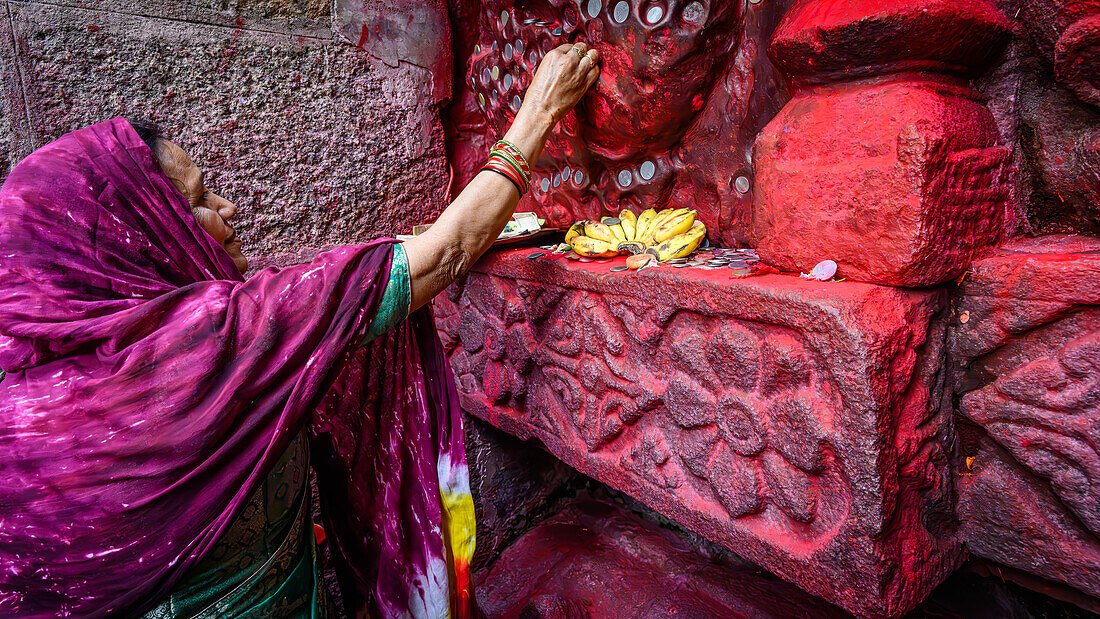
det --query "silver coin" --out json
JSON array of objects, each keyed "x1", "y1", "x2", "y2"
[
  {"x1": 673, "y1": 263, "x2": 690, "y2": 268},
  {"x1": 708, "y1": 259, "x2": 730, "y2": 264},
  {"x1": 666, "y1": 258, "x2": 689, "y2": 264},
  {"x1": 687, "y1": 261, "x2": 706, "y2": 266},
  {"x1": 528, "y1": 251, "x2": 544, "y2": 259},
  {"x1": 610, "y1": 265, "x2": 628, "y2": 272}
]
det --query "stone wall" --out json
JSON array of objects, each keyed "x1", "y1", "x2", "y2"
[{"x1": 0, "y1": 0, "x2": 451, "y2": 267}]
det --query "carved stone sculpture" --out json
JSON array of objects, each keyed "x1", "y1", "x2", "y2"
[
  {"x1": 434, "y1": 252, "x2": 959, "y2": 617},
  {"x1": 949, "y1": 234, "x2": 1100, "y2": 598},
  {"x1": 446, "y1": 0, "x2": 791, "y2": 246}
]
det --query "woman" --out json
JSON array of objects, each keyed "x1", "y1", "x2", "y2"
[{"x1": 0, "y1": 42, "x2": 599, "y2": 617}]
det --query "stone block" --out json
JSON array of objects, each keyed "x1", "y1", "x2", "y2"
[
  {"x1": 753, "y1": 77, "x2": 1013, "y2": 286},
  {"x1": 949, "y1": 234, "x2": 1100, "y2": 598},
  {"x1": 754, "y1": 0, "x2": 1014, "y2": 287},
  {"x1": 435, "y1": 250, "x2": 959, "y2": 617},
  {"x1": 4, "y1": 1, "x2": 448, "y2": 260},
  {"x1": 770, "y1": 0, "x2": 1012, "y2": 83},
  {"x1": 476, "y1": 495, "x2": 848, "y2": 618}
]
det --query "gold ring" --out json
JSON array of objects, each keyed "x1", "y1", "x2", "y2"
[{"x1": 572, "y1": 47, "x2": 587, "y2": 58}]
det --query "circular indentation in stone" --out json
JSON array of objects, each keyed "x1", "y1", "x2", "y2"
[
  {"x1": 734, "y1": 175, "x2": 751, "y2": 193},
  {"x1": 553, "y1": 173, "x2": 562, "y2": 188},
  {"x1": 587, "y1": 0, "x2": 603, "y2": 18},
  {"x1": 515, "y1": 39, "x2": 524, "y2": 56},
  {"x1": 573, "y1": 169, "x2": 585, "y2": 185},
  {"x1": 504, "y1": 43, "x2": 513, "y2": 59},
  {"x1": 490, "y1": 89, "x2": 499, "y2": 106},
  {"x1": 512, "y1": 94, "x2": 522, "y2": 110},
  {"x1": 617, "y1": 169, "x2": 633, "y2": 187},
  {"x1": 613, "y1": 1, "x2": 630, "y2": 23},
  {"x1": 552, "y1": 26, "x2": 563, "y2": 36},
  {"x1": 682, "y1": 1, "x2": 705, "y2": 23},
  {"x1": 639, "y1": 160, "x2": 656, "y2": 180},
  {"x1": 500, "y1": 10, "x2": 509, "y2": 26},
  {"x1": 541, "y1": 178, "x2": 551, "y2": 192},
  {"x1": 644, "y1": 3, "x2": 664, "y2": 24},
  {"x1": 481, "y1": 67, "x2": 491, "y2": 85},
  {"x1": 491, "y1": 65, "x2": 500, "y2": 80},
  {"x1": 503, "y1": 73, "x2": 513, "y2": 89}
]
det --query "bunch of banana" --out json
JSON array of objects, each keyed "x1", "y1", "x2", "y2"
[{"x1": 565, "y1": 208, "x2": 706, "y2": 262}]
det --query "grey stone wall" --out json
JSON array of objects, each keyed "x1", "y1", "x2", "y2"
[{"x1": 0, "y1": 0, "x2": 450, "y2": 266}]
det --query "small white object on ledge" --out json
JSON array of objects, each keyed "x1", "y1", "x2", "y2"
[{"x1": 800, "y1": 260, "x2": 838, "y2": 281}]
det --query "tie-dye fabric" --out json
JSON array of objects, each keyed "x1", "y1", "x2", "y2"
[{"x1": 0, "y1": 118, "x2": 475, "y2": 618}]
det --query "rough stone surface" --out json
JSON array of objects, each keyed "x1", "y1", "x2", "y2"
[
  {"x1": 476, "y1": 494, "x2": 848, "y2": 618},
  {"x1": 948, "y1": 234, "x2": 1100, "y2": 598},
  {"x1": 770, "y1": 0, "x2": 1012, "y2": 83},
  {"x1": 463, "y1": 414, "x2": 580, "y2": 573},
  {"x1": 435, "y1": 250, "x2": 960, "y2": 618},
  {"x1": 754, "y1": 0, "x2": 1014, "y2": 287},
  {"x1": 444, "y1": 0, "x2": 792, "y2": 246},
  {"x1": 753, "y1": 77, "x2": 1013, "y2": 286},
  {"x1": 2, "y1": 0, "x2": 449, "y2": 263}
]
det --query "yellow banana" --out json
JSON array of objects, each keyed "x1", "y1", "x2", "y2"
[
  {"x1": 647, "y1": 225, "x2": 706, "y2": 261},
  {"x1": 651, "y1": 210, "x2": 696, "y2": 244},
  {"x1": 572, "y1": 236, "x2": 616, "y2": 257},
  {"x1": 601, "y1": 217, "x2": 627, "y2": 242},
  {"x1": 619, "y1": 210, "x2": 637, "y2": 240},
  {"x1": 565, "y1": 221, "x2": 587, "y2": 244},
  {"x1": 640, "y1": 208, "x2": 684, "y2": 244},
  {"x1": 584, "y1": 221, "x2": 618, "y2": 244},
  {"x1": 634, "y1": 209, "x2": 657, "y2": 243}
]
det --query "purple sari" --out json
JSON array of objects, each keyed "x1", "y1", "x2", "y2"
[{"x1": 0, "y1": 118, "x2": 475, "y2": 618}]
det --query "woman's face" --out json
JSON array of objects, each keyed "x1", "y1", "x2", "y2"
[{"x1": 154, "y1": 140, "x2": 248, "y2": 274}]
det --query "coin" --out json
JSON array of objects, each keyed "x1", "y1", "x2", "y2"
[
  {"x1": 601, "y1": 216, "x2": 621, "y2": 226},
  {"x1": 666, "y1": 258, "x2": 688, "y2": 264},
  {"x1": 578, "y1": 257, "x2": 594, "y2": 263},
  {"x1": 528, "y1": 251, "x2": 545, "y2": 259},
  {"x1": 610, "y1": 265, "x2": 628, "y2": 272},
  {"x1": 564, "y1": 252, "x2": 580, "y2": 260},
  {"x1": 687, "y1": 261, "x2": 706, "y2": 266},
  {"x1": 673, "y1": 263, "x2": 690, "y2": 268}
]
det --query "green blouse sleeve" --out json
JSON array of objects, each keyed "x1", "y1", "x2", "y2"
[{"x1": 361, "y1": 243, "x2": 411, "y2": 346}]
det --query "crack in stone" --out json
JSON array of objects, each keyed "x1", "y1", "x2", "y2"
[
  {"x1": 11, "y1": 0, "x2": 333, "y2": 42},
  {"x1": 5, "y1": 0, "x2": 36, "y2": 151}
]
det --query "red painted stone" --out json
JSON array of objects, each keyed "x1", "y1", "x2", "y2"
[
  {"x1": 770, "y1": 0, "x2": 1012, "y2": 83},
  {"x1": 435, "y1": 249, "x2": 959, "y2": 617},
  {"x1": 1017, "y1": 0, "x2": 1100, "y2": 109},
  {"x1": 753, "y1": 0, "x2": 1014, "y2": 287},
  {"x1": 476, "y1": 495, "x2": 848, "y2": 618},
  {"x1": 948, "y1": 234, "x2": 1100, "y2": 598},
  {"x1": 445, "y1": 0, "x2": 788, "y2": 246},
  {"x1": 753, "y1": 76, "x2": 1012, "y2": 286}
]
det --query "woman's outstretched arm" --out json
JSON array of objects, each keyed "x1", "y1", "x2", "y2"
[{"x1": 402, "y1": 42, "x2": 600, "y2": 312}]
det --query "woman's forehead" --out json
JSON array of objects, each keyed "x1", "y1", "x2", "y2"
[{"x1": 159, "y1": 140, "x2": 202, "y2": 190}]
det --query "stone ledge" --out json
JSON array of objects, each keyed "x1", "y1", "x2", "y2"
[{"x1": 435, "y1": 249, "x2": 959, "y2": 617}]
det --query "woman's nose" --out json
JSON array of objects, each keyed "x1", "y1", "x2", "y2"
[{"x1": 209, "y1": 192, "x2": 237, "y2": 220}]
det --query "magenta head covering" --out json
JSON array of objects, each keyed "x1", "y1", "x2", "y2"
[{"x1": 0, "y1": 119, "x2": 475, "y2": 617}]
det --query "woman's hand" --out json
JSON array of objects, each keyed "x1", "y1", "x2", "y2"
[
  {"x1": 401, "y1": 44, "x2": 600, "y2": 314},
  {"x1": 523, "y1": 42, "x2": 601, "y2": 125}
]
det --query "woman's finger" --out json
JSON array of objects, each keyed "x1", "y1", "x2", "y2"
[{"x1": 579, "y1": 48, "x2": 599, "y2": 71}]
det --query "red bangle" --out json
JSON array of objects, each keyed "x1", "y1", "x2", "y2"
[
  {"x1": 487, "y1": 152, "x2": 530, "y2": 193},
  {"x1": 481, "y1": 161, "x2": 525, "y2": 194},
  {"x1": 492, "y1": 140, "x2": 531, "y2": 178}
]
